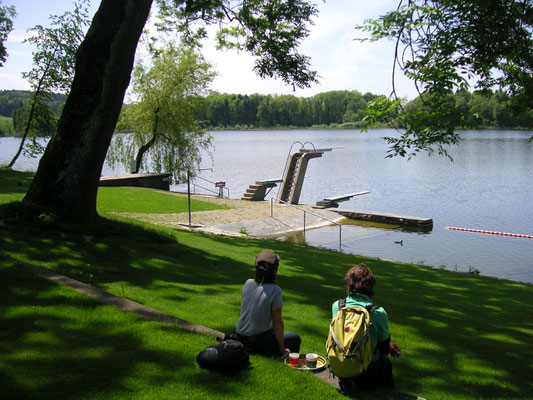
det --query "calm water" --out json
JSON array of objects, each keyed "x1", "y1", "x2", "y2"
[{"x1": 2, "y1": 129, "x2": 532, "y2": 283}]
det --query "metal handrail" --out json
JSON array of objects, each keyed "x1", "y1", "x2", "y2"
[
  {"x1": 271, "y1": 197, "x2": 342, "y2": 250},
  {"x1": 194, "y1": 175, "x2": 230, "y2": 198}
]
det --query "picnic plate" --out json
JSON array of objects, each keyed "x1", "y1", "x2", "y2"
[{"x1": 284, "y1": 354, "x2": 326, "y2": 371}]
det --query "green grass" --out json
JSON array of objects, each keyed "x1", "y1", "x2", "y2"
[
  {"x1": 97, "y1": 186, "x2": 229, "y2": 214},
  {"x1": 0, "y1": 258, "x2": 342, "y2": 400},
  {"x1": 0, "y1": 170, "x2": 229, "y2": 214},
  {"x1": 1, "y1": 169, "x2": 532, "y2": 399},
  {"x1": 0, "y1": 169, "x2": 34, "y2": 203}
]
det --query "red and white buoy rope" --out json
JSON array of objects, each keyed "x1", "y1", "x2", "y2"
[{"x1": 445, "y1": 226, "x2": 533, "y2": 239}]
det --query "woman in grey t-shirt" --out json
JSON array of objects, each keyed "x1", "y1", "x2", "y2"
[{"x1": 235, "y1": 250, "x2": 301, "y2": 357}]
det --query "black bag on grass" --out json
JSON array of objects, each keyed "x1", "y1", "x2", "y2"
[{"x1": 196, "y1": 339, "x2": 249, "y2": 371}]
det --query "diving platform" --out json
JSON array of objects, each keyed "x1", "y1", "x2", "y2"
[
  {"x1": 241, "y1": 142, "x2": 332, "y2": 204},
  {"x1": 277, "y1": 143, "x2": 332, "y2": 205},
  {"x1": 315, "y1": 191, "x2": 370, "y2": 209},
  {"x1": 241, "y1": 178, "x2": 283, "y2": 201}
]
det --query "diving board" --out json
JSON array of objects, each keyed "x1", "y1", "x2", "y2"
[{"x1": 315, "y1": 191, "x2": 370, "y2": 208}]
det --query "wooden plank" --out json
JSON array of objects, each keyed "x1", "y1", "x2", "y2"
[{"x1": 325, "y1": 191, "x2": 370, "y2": 202}]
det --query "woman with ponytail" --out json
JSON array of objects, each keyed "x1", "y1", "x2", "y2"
[{"x1": 234, "y1": 250, "x2": 301, "y2": 357}]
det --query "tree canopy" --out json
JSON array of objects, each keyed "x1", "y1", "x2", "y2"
[
  {"x1": 358, "y1": 0, "x2": 533, "y2": 158},
  {"x1": 8, "y1": 0, "x2": 90, "y2": 168},
  {"x1": 0, "y1": 0, "x2": 16, "y2": 67}
]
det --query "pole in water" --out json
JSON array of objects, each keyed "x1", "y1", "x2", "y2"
[{"x1": 445, "y1": 226, "x2": 533, "y2": 239}]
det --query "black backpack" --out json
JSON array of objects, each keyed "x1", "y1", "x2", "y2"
[{"x1": 196, "y1": 339, "x2": 249, "y2": 371}]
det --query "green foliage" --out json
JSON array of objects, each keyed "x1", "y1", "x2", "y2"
[
  {"x1": 0, "y1": 115, "x2": 13, "y2": 136},
  {"x1": 198, "y1": 90, "x2": 381, "y2": 129},
  {"x1": 108, "y1": 42, "x2": 215, "y2": 182},
  {"x1": 156, "y1": 0, "x2": 319, "y2": 89},
  {"x1": 8, "y1": 1, "x2": 90, "y2": 168},
  {"x1": 12, "y1": 95, "x2": 57, "y2": 137},
  {"x1": 358, "y1": 0, "x2": 533, "y2": 157},
  {"x1": 22, "y1": 0, "x2": 90, "y2": 94},
  {"x1": 0, "y1": 0, "x2": 16, "y2": 66},
  {"x1": 0, "y1": 90, "x2": 67, "y2": 118},
  {"x1": 196, "y1": 89, "x2": 531, "y2": 132}
]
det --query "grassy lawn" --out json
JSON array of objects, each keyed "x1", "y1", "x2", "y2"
[
  {"x1": 96, "y1": 186, "x2": 229, "y2": 214},
  {"x1": 0, "y1": 169, "x2": 229, "y2": 214},
  {"x1": 1, "y1": 169, "x2": 532, "y2": 399}
]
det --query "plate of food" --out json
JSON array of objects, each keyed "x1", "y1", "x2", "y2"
[{"x1": 284, "y1": 353, "x2": 326, "y2": 371}]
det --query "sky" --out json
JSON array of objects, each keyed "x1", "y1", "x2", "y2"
[{"x1": 1, "y1": 0, "x2": 418, "y2": 99}]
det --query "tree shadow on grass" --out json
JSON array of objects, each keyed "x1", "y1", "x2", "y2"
[
  {"x1": 0, "y1": 261, "x2": 250, "y2": 400},
  {"x1": 2, "y1": 202, "x2": 532, "y2": 399},
  {"x1": 0, "y1": 170, "x2": 34, "y2": 195}
]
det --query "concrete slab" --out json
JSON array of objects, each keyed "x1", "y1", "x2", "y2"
[{"x1": 203, "y1": 210, "x2": 345, "y2": 238}]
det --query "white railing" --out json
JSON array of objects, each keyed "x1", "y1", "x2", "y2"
[{"x1": 271, "y1": 197, "x2": 342, "y2": 250}]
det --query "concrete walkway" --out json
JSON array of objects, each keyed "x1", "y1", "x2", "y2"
[{"x1": 201, "y1": 209, "x2": 345, "y2": 238}]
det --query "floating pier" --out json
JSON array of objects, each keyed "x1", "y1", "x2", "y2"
[
  {"x1": 335, "y1": 210, "x2": 433, "y2": 230},
  {"x1": 99, "y1": 173, "x2": 171, "y2": 191}
]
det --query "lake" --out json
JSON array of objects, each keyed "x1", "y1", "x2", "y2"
[{"x1": 1, "y1": 129, "x2": 532, "y2": 284}]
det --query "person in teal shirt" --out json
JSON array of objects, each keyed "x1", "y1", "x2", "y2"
[{"x1": 332, "y1": 263, "x2": 401, "y2": 392}]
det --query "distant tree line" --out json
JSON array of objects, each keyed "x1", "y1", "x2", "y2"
[
  {"x1": 195, "y1": 90, "x2": 381, "y2": 129},
  {"x1": 0, "y1": 90, "x2": 67, "y2": 137},
  {"x1": 2, "y1": 89, "x2": 532, "y2": 137},
  {"x1": 197, "y1": 89, "x2": 533, "y2": 130}
]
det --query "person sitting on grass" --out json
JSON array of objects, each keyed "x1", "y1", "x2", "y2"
[
  {"x1": 234, "y1": 250, "x2": 301, "y2": 357},
  {"x1": 332, "y1": 263, "x2": 402, "y2": 391}
]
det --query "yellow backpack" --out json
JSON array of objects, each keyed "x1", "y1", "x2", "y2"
[{"x1": 326, "y1": 299, "x2": 378, "y2": 378}]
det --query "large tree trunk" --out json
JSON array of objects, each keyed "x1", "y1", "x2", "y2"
[{"x1": 22, "y1": 0, "x2": 153, "y2": 219}]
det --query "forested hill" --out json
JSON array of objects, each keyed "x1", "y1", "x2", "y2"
[
  {"x1": 2, "y1": 89, "x2": 532, "y2": 131},
  {"x1": 195, "y1": 90, "x2": 533, "y2": 130},
  {"x1": 0, "y1": 90, "x2": 67, "y2": 118}
]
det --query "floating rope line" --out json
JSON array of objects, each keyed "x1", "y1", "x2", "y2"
[{"x1": 445, "y1": 226, "x2": 533, "y2": 239}]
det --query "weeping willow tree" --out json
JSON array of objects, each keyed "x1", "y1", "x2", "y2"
[{"x1": 106, "y1": 41, "x2": 216, "y2": 183}]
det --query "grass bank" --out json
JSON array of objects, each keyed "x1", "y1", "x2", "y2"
[{"x1": 1, "y1": 170, "x2": 532, "y2": 400}]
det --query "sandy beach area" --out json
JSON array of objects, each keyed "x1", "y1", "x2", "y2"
[{"x1": 113, "y1": 193, "x2": 317, "y2": 229}]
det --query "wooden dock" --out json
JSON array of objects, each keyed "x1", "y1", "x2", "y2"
[
  {"x1": 99, "y1": 173, "x2": 171, "y2": 191},
  {"x1": 335, "y1": 209, "x2": 433, "y2": 230}
]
